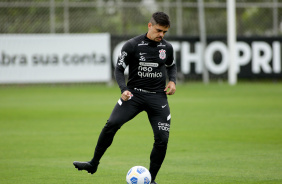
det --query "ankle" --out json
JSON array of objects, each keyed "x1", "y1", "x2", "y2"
[{"x1": 89, "y1": 159, "x2": 100, "y2": 166}]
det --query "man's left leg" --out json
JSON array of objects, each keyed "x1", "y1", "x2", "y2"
[
  {"x1": 146, "y1": 94, "x2": 171, "y2": 182},
  {"x1": 149, "y1": 134, "x2": 169, "y2": 182}
]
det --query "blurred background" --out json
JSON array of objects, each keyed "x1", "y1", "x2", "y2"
[
  {"x1": 1, "y1": 0, "x2": 281, "y2": 36},
  {"x1": 0, "y1": 0, "x2": 282, "y2": 83},
  {"x1": 1, "y1": 2, "x2": 282, "y2": 183}
]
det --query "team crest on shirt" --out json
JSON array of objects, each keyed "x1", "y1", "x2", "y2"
[{"x1": 159, "y1": 49, "x2": 166, "y2": 60}]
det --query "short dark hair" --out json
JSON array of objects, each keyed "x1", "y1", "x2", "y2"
[{"x1": 150, "y1": 12, "x2": 170, "y2": 28}]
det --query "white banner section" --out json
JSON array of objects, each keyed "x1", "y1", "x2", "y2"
[{"x1": 0, "y1": 34, "x2": 111, "y2": 83}]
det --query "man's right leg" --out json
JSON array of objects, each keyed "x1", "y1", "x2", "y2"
[
  {"x1": 73, "y1": 96, "x2": 141, "y2": 174},
  {"x1": 73, "y1": 117, "x2": 121, "y2": 174}
]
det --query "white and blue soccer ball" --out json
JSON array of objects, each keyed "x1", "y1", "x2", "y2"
[{"x1": 126, "y1": 166, "x2": 151, "y2": 184}]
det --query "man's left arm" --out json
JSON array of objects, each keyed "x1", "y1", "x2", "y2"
[
  {"x1": 165, "y1": 63, "x2": 177, "y2": 95},
  {"x1": 164, "y1": 43, "x2": 177, "y2": 95}
]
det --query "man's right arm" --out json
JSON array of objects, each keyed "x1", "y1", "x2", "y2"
[
  {"x1": 114, "y1": 41, "x2": 134, "y2": 94},
  {"x1": 115, "y1": 67, "x2": 133, "y2": 101},
  {"x1": 114, "y1": 65, "x2": 128, "y2": 93}
]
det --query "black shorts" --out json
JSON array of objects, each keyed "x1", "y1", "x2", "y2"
[{"x1": 107, "y1": 89, "x2": 171, "y2": 144}]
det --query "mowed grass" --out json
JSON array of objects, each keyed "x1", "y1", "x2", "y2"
[{"x1": 0, "y1": 82, "x2": 281, "y2": 184}]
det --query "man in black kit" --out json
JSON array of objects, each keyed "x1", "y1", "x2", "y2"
[{"x1": 73, "y1": 12, "x2": 176, "y2": 184}]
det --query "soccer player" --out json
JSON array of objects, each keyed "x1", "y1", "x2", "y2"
[{"x1": 73, "y1": 12, "x2": 177, "y2": 184}]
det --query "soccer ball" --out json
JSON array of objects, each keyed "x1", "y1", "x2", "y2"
[{"x1": 126, "y1": 166, "x2": 151, "y2": 184}]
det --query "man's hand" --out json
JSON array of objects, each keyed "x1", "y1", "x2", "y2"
[
  {"x1": 164, "y1": 81, "x2": 176, "y2": 95},
  {"x1": 121, "y1": 90, "x2": 133, "y2": 101}
]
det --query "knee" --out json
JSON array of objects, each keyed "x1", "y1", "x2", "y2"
[
  {"x1": 153, "y1": 138, "x2": 168, "y2": 151},
  {"x1": 103, "y1": 119, "x2": 122, "y2": 134}
]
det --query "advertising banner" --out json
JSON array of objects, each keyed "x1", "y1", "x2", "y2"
[
  {"x1": 112, "y1": 36, "x2": 282, "y2": 79},
  {"x1": 0, "y1": 34, "x2": 111, "y2": 83}
]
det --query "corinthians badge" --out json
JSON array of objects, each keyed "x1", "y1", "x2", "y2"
[{"x1": 159, "y1": 49, "x2": 166, "y2": 60}]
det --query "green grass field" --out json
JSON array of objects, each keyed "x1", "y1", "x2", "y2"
[{"x1": 0, "y1": 82, "x2": 281, "y2": 184}]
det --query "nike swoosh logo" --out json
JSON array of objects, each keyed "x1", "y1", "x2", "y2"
[{"x1": 162, "y1": 104, "x2": 167, "y2": 108}]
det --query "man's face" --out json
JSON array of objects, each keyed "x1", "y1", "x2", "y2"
[{"x1": 147, "y1": 23, "x2": 169, "y2": 42}]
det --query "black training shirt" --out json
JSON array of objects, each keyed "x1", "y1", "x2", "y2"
[{"x1": 115, "y1": 33, "x2": 177, "y2": 93}]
